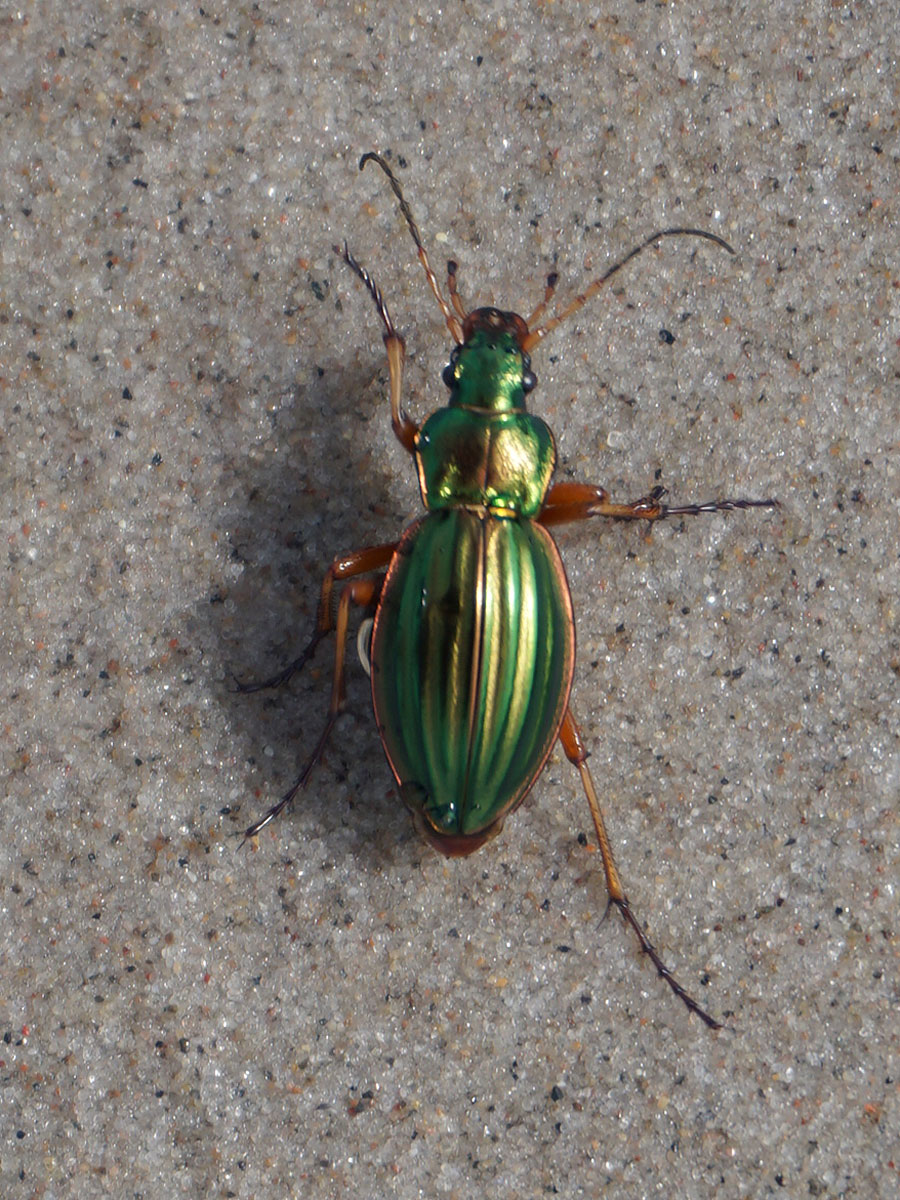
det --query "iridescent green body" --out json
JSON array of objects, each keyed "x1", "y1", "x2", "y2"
[{"x1": 370, "y1": 310, "x2": 575, "y2": 852}]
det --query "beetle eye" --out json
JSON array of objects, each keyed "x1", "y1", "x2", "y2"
[
  {"x1": 442, "y1": 364, "x2": 456, "y2": 388},
  {"x1": 522, "y1": 370, "x2": 537, "y2": 394}
]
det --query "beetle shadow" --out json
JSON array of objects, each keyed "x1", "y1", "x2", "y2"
[{"x1": 206, "y1": 344, "x2": 425, "y2": 867}]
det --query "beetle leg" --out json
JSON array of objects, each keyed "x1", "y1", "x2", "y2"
[
  {"x1": 559, "y1": 707, "x2": 723, "y2": 1029},
  {"x1": 244, "y1": 573, "x2": 384, "y2": 840},
  {"x1": 383, "y1": 329, "x2": 419, "y2": 456},
  {"x1": 446, "y1": 260, "x2": 467, "y2": 321},
  {"x1": 525, "y1": 271, "x2": 560, "y2": 330},
  {"x1": 241, "y1": 543, "x2": 396, "y2": 838},
  {"x1": 235, "y1": 542, "x2": 397, "y2": 693},
  {"x1": 538, "y1": 480, "x2": 777, "y2": 526}
]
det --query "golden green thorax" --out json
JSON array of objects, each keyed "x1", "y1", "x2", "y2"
[{"x1": 414, "y1": 307, "x2": 557, "y2": 518}]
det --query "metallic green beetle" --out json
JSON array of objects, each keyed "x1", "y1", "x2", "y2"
[{"x1": 244, "y1": 153, "x2": 776, "y2": 1027}]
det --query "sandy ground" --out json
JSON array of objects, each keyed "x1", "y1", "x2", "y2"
[{"x1": 1, "y1": 3, "x2": 897, "y2": 1197}]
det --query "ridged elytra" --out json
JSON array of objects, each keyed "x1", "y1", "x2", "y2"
[{"x1": 241, "y1": 152, "x2": 778, "y2": 1028}]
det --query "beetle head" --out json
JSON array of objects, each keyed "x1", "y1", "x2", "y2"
[{"x1": 442, "y1": 307, "x2": 538, "y2": 412}]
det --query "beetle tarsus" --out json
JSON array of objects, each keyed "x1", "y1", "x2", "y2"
[
  {"x1": 243, "y1": 710, "x2": 341, "y2": 842},
  {"x1": 612, "y1": 896, "x2": 723, "y2": 1031},
  {"x1": 662, "y1": 496, "x2": 780, "y2": 518},
  {"x1": 232, "y1": 629, "x2": 328, "y2": 694},
  {"x1": 242, "y1": 774, "x2": 306, "y2": 843},
  {"x1": 335, "y1": 242, "x2": 399, "y2": 340}
]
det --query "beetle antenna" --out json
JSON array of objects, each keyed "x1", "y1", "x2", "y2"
[
  {"x1": 359, "y1": 152, "x2": 464, "y2": 345},
  {"x1": 522, "y1": 227, "x2": 735, "y2": 352}
]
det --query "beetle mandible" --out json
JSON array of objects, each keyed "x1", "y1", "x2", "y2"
[{"x1": 243, "y1": 152, "x2": 777, "y2": 1028}]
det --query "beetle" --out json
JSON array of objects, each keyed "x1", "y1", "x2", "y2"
[{"x1": 242, "y1": 152, "x2": 777, "y2": 1027}]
